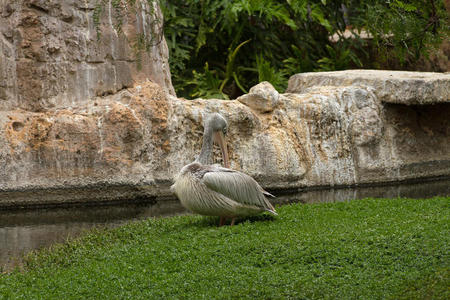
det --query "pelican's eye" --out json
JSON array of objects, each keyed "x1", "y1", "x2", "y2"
[{"x1": 222, "y1": 128, "x2": 227, "y2": 136}]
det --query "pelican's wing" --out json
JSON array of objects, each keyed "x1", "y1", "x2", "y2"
[
  {"x1": 170, "y1": 184, "x2": 177, "y2": 197},
  {"x1": 202, "y1": 168, "x2": 277, "y2": 214}
]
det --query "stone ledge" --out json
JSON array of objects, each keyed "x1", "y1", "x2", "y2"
[
  {"x1": 287, "y1": 69, "x2": 450, "y2": 105},
  {"x1": 0, "y1": 184, "x2": 161, "y2": 210}
]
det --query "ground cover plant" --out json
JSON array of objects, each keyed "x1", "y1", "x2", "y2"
[{"x1": 0, "y1": 197, "x2": 449, "y2": 299}]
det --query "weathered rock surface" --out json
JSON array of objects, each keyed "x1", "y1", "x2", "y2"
[
  {"x1": 287, "y1": 70, "x2": 450, "y2": 105},
  {"x1": 237, "y1": 81, "x2": 280, "y2": 113},
  {"x1": 0, "y1": 0, "x2": 174, "y2": 112},
  {"x1": 1, "y1": 72, "x2": 449, "y2": 207},
  {"x1": 0, "y1": 2, "x2": 448, "y2": 207}
]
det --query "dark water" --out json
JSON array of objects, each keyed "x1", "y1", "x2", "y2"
[{"x1": 1, "y1": 178, "x2": 449, "y2": 272}]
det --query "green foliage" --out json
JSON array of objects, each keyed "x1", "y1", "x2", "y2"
[
  {"x1": 160, "y1": 0, "x2": 448, "y2": 99},
  {"x1": 187, "y1": 63, "x2": 228, "y2": 99},
  {"x1": 315, "y1": 44, "x2": 363, "y2": 71},
  {"x1": 219, "y1": 39, "x2": 251, "y2": 94},
  {"x1": 364, "y1": 0, "x2": 449, "y2": 65},
  {"x1": 93, "y1": 1, "x2": 104, "y2": 40},
  {"x1": 1, "y1": 197, "x2": 449, "y2": 299},
  {"x1": 255, "y1": 54, "x2": 288, "y2": 91},
  {"x1": 92, "y1": 0, "x2": 163, "y2": 70}
]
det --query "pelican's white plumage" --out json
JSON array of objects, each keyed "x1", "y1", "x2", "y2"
[{"x1": 171, "y1": 113, "x2": 276, "y2": 224}]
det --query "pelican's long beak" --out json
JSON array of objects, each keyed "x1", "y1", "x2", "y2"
[{"x1": 214, "y1": 131, "x2": 229, "y2": 168}]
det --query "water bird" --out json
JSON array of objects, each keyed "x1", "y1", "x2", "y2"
[{"x1": 171, "y1": 113, "x2": 277, "y2": 226}]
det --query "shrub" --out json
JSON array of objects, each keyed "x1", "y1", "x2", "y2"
[{"x1": 159, "y1": 0, "x2": 449, "y2": 99}]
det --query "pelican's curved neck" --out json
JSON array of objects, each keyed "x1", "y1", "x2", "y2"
[{"x1": 196, "y1": 125, "x2": 213, "y2": 165}]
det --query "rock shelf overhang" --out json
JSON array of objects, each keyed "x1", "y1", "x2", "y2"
[{"x1": 287, "y1": 70, "x2": 450, "y2": 105}]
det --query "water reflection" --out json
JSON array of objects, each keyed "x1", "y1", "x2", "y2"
[
  {"x1": 1, "y1": 178, "x2": 449, "y2": 272},
  {"x1": 273, "y1": 178, "x2": 450, "y2": 205},
  {"x1": 0, "y1": 200, "x2": 185, "y2": 272}
]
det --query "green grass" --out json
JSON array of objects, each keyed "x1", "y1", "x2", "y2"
[{"x1": 1, "y1": 197, "x2": 449, "y2": 299}]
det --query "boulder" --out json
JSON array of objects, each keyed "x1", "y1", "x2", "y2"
[
  {"x1": 287, "y1": 70, "x2": 450, "y2": 105},
  {"x1": 237, "y1": 81, "x2": 280, "y2": 113}
]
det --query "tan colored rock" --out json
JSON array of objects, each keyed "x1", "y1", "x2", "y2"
[
  {"x1": 0, "y1": 0, "x2": 175, "y2": 112},
  {"x1": 237, "y1": 81, "x2": 280, "y2": 113},
  {"x1": 1, "y1": 79, "x2": 449, "y2": 207},
  {"x1": 1, "y1": 10, "x2": 449, "y2": 212},
  {"x1": 287, "y1": 70, "x2": 450, "y2": 105}
]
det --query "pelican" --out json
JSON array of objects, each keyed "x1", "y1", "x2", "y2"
[{"x1": 171, "y1": 113, "x2": 277, "y2": 226}]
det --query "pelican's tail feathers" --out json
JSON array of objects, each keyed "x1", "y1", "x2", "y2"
[
  {"x1": 265, "y1": 208, "x2": 278, "y2": 216},
  {"x1": 263, "y1": 190, "x2": 275, "y2": 198}
]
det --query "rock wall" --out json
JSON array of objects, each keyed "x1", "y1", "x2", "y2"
[
  {"x1": 0, "y1": 0, "x2": 174, "y2": 112},
  {"x1": 0, "y1": 1, "x2": 448, "y2": 207},
  {"x1": 1, "y1": 70, "x2": 449, "y2": 207}
]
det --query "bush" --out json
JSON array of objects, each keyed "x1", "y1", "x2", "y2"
[{"x1": 160, "y1": 0, "x2": 449, "y2": 99}]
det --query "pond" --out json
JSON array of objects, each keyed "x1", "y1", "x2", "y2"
[{"x1": 1, "y1": 178, "x2": 449, "y2": 272}]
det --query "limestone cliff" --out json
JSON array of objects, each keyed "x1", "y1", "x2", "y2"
[{"x1": 0, "y1": 0, "x2": 174, "y2": 112}]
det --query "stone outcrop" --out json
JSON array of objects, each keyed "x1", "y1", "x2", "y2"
[
  {"x1": 0, "y1": 0, "x2": 175, "y2": 112},
  {"x1": 287, "y1": 70, "x2": 450, "y2": 105},
  {"x1": 1, "y1": 73, "x2": 449, "y2": 207}
]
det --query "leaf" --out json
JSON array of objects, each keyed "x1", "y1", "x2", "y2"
[
  {"x1": 255, "y1": 54, "x2": 288, "y2": 92},
  {"x1": 195, "y1": 23, "x2": 207, "y2": 52},
  {"x1": 310, "y1": 6, "x2": 332, "y2": 32},
  {"x1": 392, "y1": 0, "x2": 417, "y2": 12},
  {"x1": 187, "y1": 63, "x2": 229, "y2": 99},
  {"x1": 220, "y1": 39, "x2": 251, "y2": 92},
  {"x1": 232, "y1": 72, "x2": 248, "y2": 94}
]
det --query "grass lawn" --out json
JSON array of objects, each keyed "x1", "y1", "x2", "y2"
[{"x1": 0, "y1": 197, "x2": 449, "y2": 299}]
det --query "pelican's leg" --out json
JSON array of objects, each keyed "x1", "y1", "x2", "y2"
[
  {"x1": 219, "y1": 217, "x2": 226, "y2": 227},
  {"x1": 230, "y1": 217, "x2": 236, "y2": 226}
]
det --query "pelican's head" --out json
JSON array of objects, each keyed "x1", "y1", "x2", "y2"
[
  {"x1": 206, "y1": 113, "x2": 227, "y2": 134},
  {"x1": 205, "y1": 113, "x2": 229, "y2": 168}
]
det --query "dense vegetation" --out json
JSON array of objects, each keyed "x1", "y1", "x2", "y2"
[
  {"x1": 1, "y1": 197, "x2": 449, "y2": 299},
  {"x1": 160, "y1": 0, "x2": 449, "y2": 99}
]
